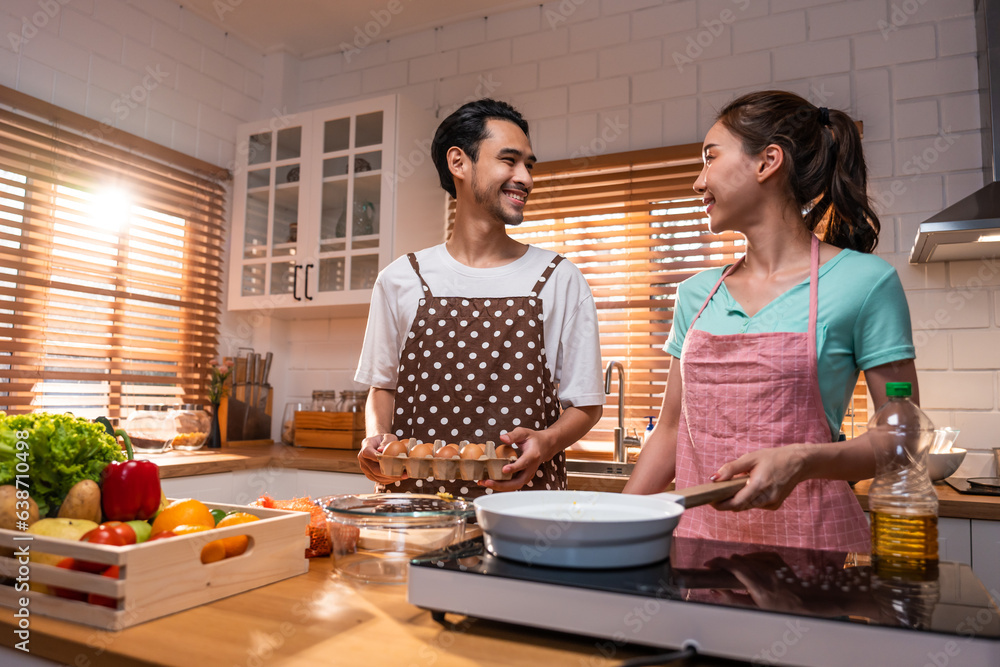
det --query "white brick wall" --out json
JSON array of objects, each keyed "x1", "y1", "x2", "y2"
[
  {"x1": 7, "y1": 0, "x2": 999, "y2": 454},
  {"x1": 1, "y1": 0, "x2": 264, "y2": 166}
]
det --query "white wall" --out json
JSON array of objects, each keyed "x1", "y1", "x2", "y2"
[
  {"x1": 2, "y1": 0, "x2": 998, "y2": 472},
  {"x1": 0, "y1": 0, "x2": 266, "y2": 165}
]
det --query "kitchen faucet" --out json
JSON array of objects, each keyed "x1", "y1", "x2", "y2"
[{"x1": 604, "y1": 360, "x2": 641, "y2": 464}]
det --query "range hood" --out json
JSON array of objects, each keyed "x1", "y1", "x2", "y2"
[{"x1": 910, "y1": 0, "x2": 1000, "y2": 263}]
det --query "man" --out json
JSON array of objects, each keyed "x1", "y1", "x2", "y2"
[{"x1": 355, "y1": 99, "x2": 603, "y2": 498}]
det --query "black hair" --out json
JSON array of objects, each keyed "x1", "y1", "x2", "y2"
[
  {"x1": 717, "y1": 90, "x2": 880, "y2": 253},
  {"x1": 431, "y1": 99, "x2": 530, "y2": 198}
]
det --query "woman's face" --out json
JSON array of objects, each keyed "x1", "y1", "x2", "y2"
[{"x1": 693, "y1": 121, "x2": 763, "y2": 234}]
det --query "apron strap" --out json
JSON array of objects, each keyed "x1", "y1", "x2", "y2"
[
  {"x1": 406, "y1": 253, "x2": 433, "y2": 298},
  {"x1": 529, "y1": 255, "x2": 565, "y2": 297},
  {"x1": 807, "y1": 234, "x2": 820, "y2": 364},
  {"x1": 689, "y1": 256, "x2": 744, "y2": 330},
  {"x1": 806, "y1": 234, "x2": 823, "y2": 423}
]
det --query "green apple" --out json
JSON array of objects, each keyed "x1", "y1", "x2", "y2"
[{"x1": 126, "y1": 520, "x2": 152, "y2": 543}]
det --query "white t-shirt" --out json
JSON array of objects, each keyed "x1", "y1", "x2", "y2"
[{"x1": 355, "y1": 244, "x2": 605, "y2": 409}]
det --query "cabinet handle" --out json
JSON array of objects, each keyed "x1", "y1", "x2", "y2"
[
  {"x1": 292, "y1": 263, "x2": 302, "y2": 301},
  {"x1": 304, "y1": 263, "x2": 314, "y2": 300}
]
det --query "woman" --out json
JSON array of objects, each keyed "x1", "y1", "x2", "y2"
[{"x1": 623, "y1": 91, "x2": 917, "y2": 552}]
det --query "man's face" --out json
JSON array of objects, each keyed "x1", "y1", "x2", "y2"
[{"x1": 468, "y1": 119, "x2": 535, "y2": 226}]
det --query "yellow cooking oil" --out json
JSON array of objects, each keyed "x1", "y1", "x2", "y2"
[{"x1": 871, "y1": 511, "x2": 939, "y2": 579}]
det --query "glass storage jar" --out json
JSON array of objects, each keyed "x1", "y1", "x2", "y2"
[
  {"x1": 123, "y1": 405, "x2": 174, "y2": 454},
  {"x1": 169, "y1": 404, "x2": 211, "y2": 451},
  {"x1": 311, "y1": 390, "x2": 339, "y2": 412},
  {"x1": 339, "y1": 390, "x2": 367, "y2": 413}
]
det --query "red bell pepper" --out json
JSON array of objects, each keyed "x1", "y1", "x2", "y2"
[{"x1": 101, "y1": 428, "x2": 162, "y2": 522}]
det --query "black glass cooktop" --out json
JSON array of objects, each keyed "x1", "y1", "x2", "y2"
[{"x1": 411, "y1": 535, "x2": 1000, "y2": 639}]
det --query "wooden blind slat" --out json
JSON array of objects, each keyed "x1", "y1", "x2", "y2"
[{"x1": 0, "y1": 88, "x2": 228, "y2": 416}]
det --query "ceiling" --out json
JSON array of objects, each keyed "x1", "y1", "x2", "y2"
[{"x1": 182, "y1": 0, "x2": 540, "y2": 58}]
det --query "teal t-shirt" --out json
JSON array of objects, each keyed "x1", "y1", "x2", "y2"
[{"x1": 665, "y1": 249, "x2": 915, "y2": 440}]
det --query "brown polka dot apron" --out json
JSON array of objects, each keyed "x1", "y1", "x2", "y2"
[{"x1": 376, "y1": 253, "x2": 566, "y2": 499}]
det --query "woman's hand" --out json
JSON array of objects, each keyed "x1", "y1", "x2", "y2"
[
  {"x1": 357, "y1": 434, "x2": 408, "y2": 484},
  {"x1": 710, "y1": 444, "x2": 811, "y2": 511},
  {"x1": 479, "y1": 427, "x2": 553, "y2": 492}
]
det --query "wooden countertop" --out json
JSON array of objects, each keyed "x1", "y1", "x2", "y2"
[
  {"x1": 853, "y1": 478, "x2": 1000, "y2": 521},
  {"x1": 150, "y1": 445, "x2": 1000, "y2": 521},
  {"x1": 0, "y1": 556, "x2": 739, "y2": 667}
]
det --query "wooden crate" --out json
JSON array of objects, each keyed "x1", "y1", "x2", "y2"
[
  {"x1": 0, "y1": 501, "x2": 309, "y2": 631},
  {"x1": 293, "y1": 411, "x2": 365, "y2": 450}
]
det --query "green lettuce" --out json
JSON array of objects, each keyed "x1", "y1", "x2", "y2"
[{"x1": 0, "y1": 413, "x2": 127, "y2": 517}]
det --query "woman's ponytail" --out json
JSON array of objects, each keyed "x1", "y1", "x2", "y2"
[
  {"x1": 717, "y1": 91, "x2": 881, "y2": 253},
  {"x1": 818, "y1": 109, "x2": 880, "y2": 253}
]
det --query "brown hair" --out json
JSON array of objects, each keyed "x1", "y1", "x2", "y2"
[{"x1": 716, "y1": 90, "x2": 880, "y2": 253}]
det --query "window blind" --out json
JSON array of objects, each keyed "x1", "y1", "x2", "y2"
[{"x1": 0, "y1": 88, "x2": 229, "y2": 419}]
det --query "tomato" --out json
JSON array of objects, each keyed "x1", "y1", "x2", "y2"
[
  {"x1": 98, "y1": 521, "x2": 137, "y2": 545},
  {"x1": 75, "y1": 524, "x2": 133, "y2": 573},
  {"x1": 87, "y1": 566, "x2": 121, "y2": 608},
  {"x1": 51, "y1": 558, "x2": 87, "y2": 601}
]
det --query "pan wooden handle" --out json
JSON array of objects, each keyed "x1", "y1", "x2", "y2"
[{"x1": 672, "y1": 478, "x2": 747, "y2": 508}]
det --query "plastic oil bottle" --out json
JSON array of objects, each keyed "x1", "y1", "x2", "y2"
[{"x1": 867, "y1": 382, "x2": 939, "y2": 579}]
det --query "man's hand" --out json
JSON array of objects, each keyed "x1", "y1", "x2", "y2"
[
  {"x1": 358, "y1": 433, "x2": 408, "y2": 484},
  {"x1": 479, "y1": 427, "x2": 555, "y2": 492}
]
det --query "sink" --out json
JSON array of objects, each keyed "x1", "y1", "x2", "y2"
[{"x1": 565, "y1": 459, "x2": 634, "y2": 477}]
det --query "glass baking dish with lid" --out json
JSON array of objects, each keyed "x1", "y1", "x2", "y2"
[{"x1": 318, "y1": 493, "x2": 474, "y2": 584}]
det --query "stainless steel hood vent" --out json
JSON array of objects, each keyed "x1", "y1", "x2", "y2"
[{"x1": 910, "y1": 0, "x2": 1000, "y2": 263}]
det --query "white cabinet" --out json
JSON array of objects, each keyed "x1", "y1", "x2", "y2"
[
  {"x1": 939, "y1": 517, "x2": 973, "y2": 566},
  {"x1": 228, "y1": 95, "x2": 443, "y2": 317},
  {"x1": 971, "y1": 520, "x2": 1000, "y2": 605}
]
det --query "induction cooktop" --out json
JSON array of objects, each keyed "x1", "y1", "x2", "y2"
[{"x1": 408, "y1": 536, "x2": 1000, "y2": 667}]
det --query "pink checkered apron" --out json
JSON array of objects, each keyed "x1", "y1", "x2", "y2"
[{"x1": 674, "y1": 235, "x2": 871, "y2": 552}]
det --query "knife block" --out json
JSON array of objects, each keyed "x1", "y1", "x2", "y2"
[
  {"x1": 218, "y1": 366, "x2": 274, "y2": 447},
  {"x1": 293, "y1": 411, "x2": 365, "y2": 449}
]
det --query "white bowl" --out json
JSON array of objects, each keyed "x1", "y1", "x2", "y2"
[{"x1": 928, "y1": 448, "x2": 967, "y2": 481}]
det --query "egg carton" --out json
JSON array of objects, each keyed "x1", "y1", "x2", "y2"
[{"x1": 377, "y1": 438, "x2": 517, "y2": 481}]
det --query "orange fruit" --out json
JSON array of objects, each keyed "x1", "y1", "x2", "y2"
[
  {"x1": 151, "y1": 499, "x2": 215, "y2": 536},
  {"x1": 171, "y1": 524, "x2": 225, "y2": 564},
  {"x1": 215, "y1": 512, "x2": 260, "y2": 558}
]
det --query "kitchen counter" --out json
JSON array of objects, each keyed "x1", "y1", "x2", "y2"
[
  {"x1": 153, "y1": 445, "x2": 1000, "y2": 521},
  {"x1": 0, "y1": 556, "x2": 739, "y2": 667}
]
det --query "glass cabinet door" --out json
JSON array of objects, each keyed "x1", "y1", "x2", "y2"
[
  {"x1": 240, "y1": 125, "x2": 304, "y2": 298},
  {"x1": 317, "y1": 109, "x2": 384, "y2": 295}
]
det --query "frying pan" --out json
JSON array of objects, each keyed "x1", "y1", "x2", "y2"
[{"x1": 473, "y1": 478, "x2": 747, "y2": 569}]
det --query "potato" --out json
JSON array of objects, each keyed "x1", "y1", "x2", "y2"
[
  {"x1": 57, "y1": 479, "x2": 102, "y2": 523},
  {"x1": 0, "y1": 484, "x2": 40, "y2": 531}
]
